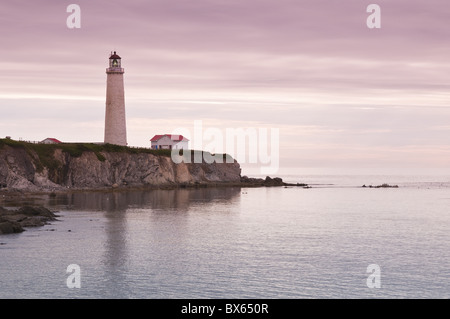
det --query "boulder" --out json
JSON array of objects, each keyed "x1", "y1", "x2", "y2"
[
  {"x1": 0, "y1": 220, "x2": 24, "y2": 234},
  {"x1": 0, "y1": 206, "x2": 57, "y2": 235}
]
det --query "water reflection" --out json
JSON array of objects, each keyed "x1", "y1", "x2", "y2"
[
  {"x1": 101, "y1": 206, "x2": 129, "y2": 298},
  {"x1": 53, "y1": 187, "x2": 241, "y2": 298},
  {"x1": 46, "y1": 187, "x2": 242, "y2": 212},
  {"x1": 2, "y1": 188, "x2": 241, "y2": 297}
]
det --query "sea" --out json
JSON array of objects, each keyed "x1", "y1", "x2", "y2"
[{"x1": 1, "y1": 169, "x2": 449, "y2": 299}]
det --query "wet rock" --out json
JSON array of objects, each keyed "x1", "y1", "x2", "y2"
[
  {"x1": 0, "y1": 206, "x2": 58, "y2": 235},
  {"x1": 0, "y1": 220, "x2": 23, "y2": 234}
]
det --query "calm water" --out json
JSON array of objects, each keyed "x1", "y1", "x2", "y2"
[{"x1": 1, "y1": 174, "x2": 450, "y2": 299}]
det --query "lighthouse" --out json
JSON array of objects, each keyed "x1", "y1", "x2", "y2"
[{"x1": 104, "y1": 51, "x2": 127, "y2": 146}]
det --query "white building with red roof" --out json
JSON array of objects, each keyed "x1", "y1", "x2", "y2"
[
  {"x1": 150, "y1": 134, "x2": 189, "y2": 150},
  {"x1": 40, "y1": 138, "x2": 62, "y2": 144}
]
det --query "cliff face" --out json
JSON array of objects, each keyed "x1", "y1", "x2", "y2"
[{"x1": 0, "y1": 144, "x2": 241, "y2": 192}]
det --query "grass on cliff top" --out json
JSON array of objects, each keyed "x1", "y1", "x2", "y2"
[
  {"x1": 0, "y1": 139, "x2": 233, "y2": 165},
  {"x1": 0, "y1": 139, "x2": 172, "y2": 158},
  {"x1": 0, "y1": 139, "x2": 173, "y2": 172}
]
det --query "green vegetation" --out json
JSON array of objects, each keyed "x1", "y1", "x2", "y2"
[
  {"x1": 0, "y1": 138, "x2": 23, "y2": 148},
  {"x1": 0, "y1": 139, "x2": 172, "y2": 156}
]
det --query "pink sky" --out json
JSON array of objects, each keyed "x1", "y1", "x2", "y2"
[{"x1": 1, "y1": 0, "x2": 450, "y2": 172}]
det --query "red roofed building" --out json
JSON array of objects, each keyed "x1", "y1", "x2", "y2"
[
  {"x1": 40, "y1": 138, "x2": 62, "y2": 144},
  {"x1": 150, "y1": 134, "x2": 189, "y2": 150}
]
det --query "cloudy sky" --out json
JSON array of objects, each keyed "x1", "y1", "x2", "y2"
[{"x1": 1, "y1": 0, "x2": 449, "y2": 173}]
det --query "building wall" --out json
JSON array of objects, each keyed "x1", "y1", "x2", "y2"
[
  {"x1": 41, "y1": 139, "x2": 58, "y2": 144},
  {"x1": 151, "y1": 136, "x2": 172, "y2": 149}
]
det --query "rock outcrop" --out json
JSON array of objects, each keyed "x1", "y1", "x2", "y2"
[
  {"x1": 240, "y1": 175, "x2": 309, "y2": 187},
  {"x1": 240, "y1": 175, "x2": 285, "y2": 186},
  {"x1": 0, "y1": 143, "x2": 242, "y2": 192},
  {"x1": 362, "y1": 183, "x2": 399, "y2": 188},
  {"x1": 0, "y1": 206, "x2": 58, "y2": 234}
]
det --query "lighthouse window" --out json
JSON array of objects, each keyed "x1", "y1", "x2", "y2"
[{"x1": 113, "y1": 59, "x2": 118, "y2": 67}]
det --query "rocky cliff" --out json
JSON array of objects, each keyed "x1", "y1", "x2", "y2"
[{"x1": 0, "y1": 141, "x2": 242, "y2": 192}]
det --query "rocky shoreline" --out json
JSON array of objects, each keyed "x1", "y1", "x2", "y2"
[
  {"x1": 0, "y1": 206, "x2": 58, "y2": 235},
  {"x1": 1, "y1": 140, "x2": 314, "y2": 199},
  {"x1": 0, "y1": 174, "x2": 307, "y2": 196}
]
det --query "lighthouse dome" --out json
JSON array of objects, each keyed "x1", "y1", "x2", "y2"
[{"x1": 109, "y1": 51, "x2": 121, "y2": 59}]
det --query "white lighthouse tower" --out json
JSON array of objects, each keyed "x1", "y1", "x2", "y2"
[{"x1": 104, "y1": 51, "x2": 127, "y2": 146}]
